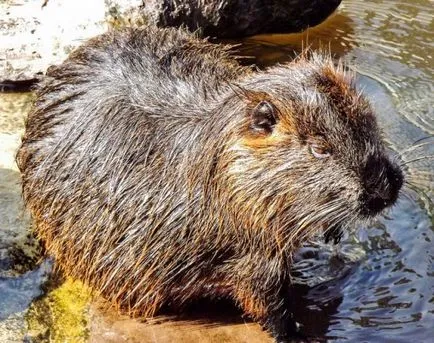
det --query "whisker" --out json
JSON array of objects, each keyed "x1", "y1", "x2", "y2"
[
  {"x1": 284, "y1": 200, "x2": 348, "y2": 248},
  {"x1": 409, "y1": 136, "x2": 433, "y2": 146},
  {"x1": 400, "y1": 155, "x2": 434, "y2": 166},
  {"x1": 403, "y1": 182, "x2": 433, "y2": 206},
  {"x1": 399, "y1": 187, "x2": 414, "y2": 202},
  {"x1": 399, "y1": 140, "x2": 434, "y2": 158}
]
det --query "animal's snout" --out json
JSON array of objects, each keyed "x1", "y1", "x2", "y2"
[{"x1": 360, "y1": 158, "x2": 404, "y2": 216}]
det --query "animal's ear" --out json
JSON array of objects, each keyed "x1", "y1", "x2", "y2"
[{"x1": 249, "y1": 100, "x2": 278, "y2": 134}]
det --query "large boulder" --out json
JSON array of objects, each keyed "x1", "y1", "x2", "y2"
[
  {"x1": 0, "y1": 0, "x2": 140, "y2": 83},
  {"x1": 149, "y1": 0, "x2": 342, "y2": 38}
]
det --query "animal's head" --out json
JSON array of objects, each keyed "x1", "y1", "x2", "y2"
[{"x1": 217, "y1": 53, "x2": 403, "y2": 247}]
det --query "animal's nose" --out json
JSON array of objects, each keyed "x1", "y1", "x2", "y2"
[
  {"x1": 386, "y1": 160, "x2": 404, "y2": 197},
  {"x1": 360, "y1": 158, "x2": 404, "y2": 216}
]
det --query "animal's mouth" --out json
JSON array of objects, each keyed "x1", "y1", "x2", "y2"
[
  {"x1": 359, "y1": 196, "x2": 391, "y2": 218},
  {"x1": 323, "y1": 223, "x2": 343, "y2": 244}
]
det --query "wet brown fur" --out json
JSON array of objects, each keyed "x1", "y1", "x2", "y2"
[{"x1": 16, "y1": 26, "x2": 403, "y2": 341}]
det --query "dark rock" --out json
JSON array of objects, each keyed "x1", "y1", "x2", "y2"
[{"x1": 145, "y1": 0, "x2": 342, "y2": 37}]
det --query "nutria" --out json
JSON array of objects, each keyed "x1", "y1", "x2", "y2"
[{"x1": 16, "y1": 26, "x2": 403, "y2": 342}]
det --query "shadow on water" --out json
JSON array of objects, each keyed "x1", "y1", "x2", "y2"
[{"x1": 228, "y1": 11, "x2": 357, "y2": 68}]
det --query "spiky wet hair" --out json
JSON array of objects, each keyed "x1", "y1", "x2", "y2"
[{"x1": 17, "y1": 26, "x2": 402, "y2": 338}]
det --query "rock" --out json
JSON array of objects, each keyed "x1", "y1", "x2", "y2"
[
  {"x1": 148, "y1": 0, "x2": 342, "y2": 38},
  {"x1": 0, "y1": 0, "x2": 341, "y2": 83},
  {"x1": 0, "y1": 0, "x2": 145, "y2": 82},
  {"x1": 0, "y1": 101, "x2": 42, "y2": 278},
  {"x1": 0, "y1": 92, "x2": 50, "y2": 342}
]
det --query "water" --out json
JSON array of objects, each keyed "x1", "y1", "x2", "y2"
[{"x1": 0, "y1": 0, "x2": 433, "y2": 342}]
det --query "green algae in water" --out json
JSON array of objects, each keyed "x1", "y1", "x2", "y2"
[{"x1": 26, "y1": 278, "x2": 92, "y2": 343}]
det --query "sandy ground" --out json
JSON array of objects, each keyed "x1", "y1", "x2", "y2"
[{"x1": 89, "y1": 299, "x2": 272, "y2": 343}]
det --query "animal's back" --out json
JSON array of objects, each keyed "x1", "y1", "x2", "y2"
[
  {"x1": 21, "y1": 26, "x2": 247, "y2": 148},
  {"x1": 16, "y1": 27, "x2": 249, "y2": 312},
  {"x1": 18, "y1": 25, "x2": 248, "y2": 208}
]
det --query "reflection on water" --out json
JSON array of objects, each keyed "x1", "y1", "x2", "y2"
[{"x1": 0, "y1": 0, "x2": 433, "y2": 342}]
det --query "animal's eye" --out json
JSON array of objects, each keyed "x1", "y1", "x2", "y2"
[
  {"x1": 309, "y1": 143, "x2": 331, "y2": 159},
  {"x1": 250, "y1": 100, "x2": 277, "y2": 134}
]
